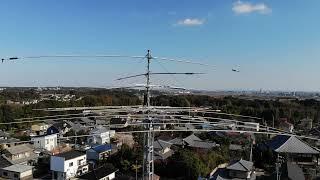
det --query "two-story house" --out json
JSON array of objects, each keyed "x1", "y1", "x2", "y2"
[
  {"x1": 31, "y1": 123, "x2": 49, "y2": 136},
  {"x1": 31, "y1": 133, "x2": 58, "y2": 151},
  {"x1": 87, "y1": 126, "x2": 115, "y2": 145},
  {"x1": 153, "y1": 139, "x2": 174, "y2": 160},
  {"x1": 3, "y1": 144, "x2": 38, "y2": 165},
  {"x1": 50, "y1": 150, "x2": 89, "y2": 180},
  {"x1": 210, "y1": 159, "x2": 255, "y2": 180},
  {"x1": 86, "y1": 144, "x2": 112, "y2": 161},
  {"x1": 47, "y1": 121, "x2": 71, "y2": 136}
]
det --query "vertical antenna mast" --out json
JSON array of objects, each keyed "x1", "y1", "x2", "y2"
[
  {"x1": 144, "y1": 50, "x2": 154, "y2": 180},
  {"x1": 146, "y1": 50, "x2": 151, "y2": 107}
]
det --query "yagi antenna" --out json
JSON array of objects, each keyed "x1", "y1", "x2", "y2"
[
  {"x1": 116, "y1": 72, "x2": 205, "y2": 81},
  {"x1": 2, "y1": 49, "x2": 212, "y2": 180}
]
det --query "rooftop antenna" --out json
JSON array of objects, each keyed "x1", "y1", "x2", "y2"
[{"x1": 2, "y1": 50, "x2": 212, "y2": 180}]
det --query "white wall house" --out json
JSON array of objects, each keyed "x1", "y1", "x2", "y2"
[
  {"x1": 50, "y1": 150, "x2": 89, "y2": 180},
  {"x1": 31, "y1": 134, "x2": 57, "y2": 151},
  {"x1": 87, "y1": 126, "x2": 115, "y2": 145}
]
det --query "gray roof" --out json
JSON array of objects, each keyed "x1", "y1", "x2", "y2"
[
  {"x1": 154, "y1": 140, "x2": 172, "y2": 151},
  {"x1": 0, "y1": 137, "x2": 19, "y2": 144},
  {"x1": 2, "y1": 164, "x2": 33, "y2": 173},
  {"x1": 91, "y1": 126, "x2": 108, "y2": 134},
  {"x1": 183, "y1": 134, "x2": 217, "y2": 149},
  {"x1": 5, "y1": 144, "x2": 34, "y2": 155},
  {"x1": 267, "y1": 135, "x2": 319, "y2": 154},
  {"x1": 67, "y1": 121, "x2": 87, "y2": 132},
  {"x1": 226, "y1": 159, "x2": 253, "y2": 172},
  {"x1": 191, "y1": 140, "x2": 217, "y2": 149},
  {"x1": 183, "y1": 134, "x2": 201, "y2": 145},
  {"x1": 169, "y1": 138, "x2": 183, "y2": 146}
]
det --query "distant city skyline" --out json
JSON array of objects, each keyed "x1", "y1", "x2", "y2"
[{"x1": 0, "y1": 1, "x2": 320, "y2": 91}]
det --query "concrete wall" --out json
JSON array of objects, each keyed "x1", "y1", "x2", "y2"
[{"x1": 50, "y1": 156, "x2": 65, "y2": 172}]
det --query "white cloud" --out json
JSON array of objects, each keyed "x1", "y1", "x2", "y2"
[
  {"x1": 232, "y1": 1, "x2": 271, "y2": 14},
  {"x1": 176, "y1": 18, "x2": 205, "y2": 26}
]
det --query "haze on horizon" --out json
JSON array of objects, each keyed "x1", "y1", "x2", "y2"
[{"x1": 0, "y1": 0, "x2": 319, "y2": 92}]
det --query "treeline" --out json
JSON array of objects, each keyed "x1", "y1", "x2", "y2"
[
  {"x1": 1, "y1": 89, "x2": 320, "y2": 131},
  {"x1": 0, "y1": 89, "x2": 141, "y2": 129},
  {"x1": 152, "y1": 95, "x2": 320, "y2": 127}
]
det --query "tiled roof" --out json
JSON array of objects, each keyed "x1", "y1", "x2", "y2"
[
  {"x1": 267, "y1": 135, "x2": 319, "y2": 154},
  {"x1": 4, "y1": 144, "x2": 34, "y2": 155},
  {"x1": 226, "y1": 159, "x2": 253, "y2": 171},
  {"x1": 183, "y1": 134, "x2": 217, "y2": 149},
  {"x1": 169, "y1": 138, "x2": 183, "y2": 146},
  {"x1": 153, "y1": 139, "x2": 172, "y2": 151},
  {"x1": 2, "y1": 164, "x2": 33, "y2": 173}
]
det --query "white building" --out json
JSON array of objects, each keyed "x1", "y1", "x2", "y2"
[
  {"x1": 87, "y1": 126, "x2": 115, "y2": 145},
  {"x1": 77, "y1": 165, "x2": 117, "y2": 180},
  {"x1": 50, "y1": 150, "x2": 89, "y2": 180},
  {"x1": 31, "y1": 134, "x2": 58, "y2": 151}
]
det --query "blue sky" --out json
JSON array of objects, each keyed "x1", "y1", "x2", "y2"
[{"x1": 0, "y1": 0, "x2": 319, "y2": 91}]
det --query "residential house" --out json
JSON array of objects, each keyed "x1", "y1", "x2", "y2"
[
  {"x1": 77, "y1": 165, "x2": 117, "y2": 180},
  {"x1": 226, "y1": 160, "x2": 255, "y2": 179},
  {"x1": 153, "y1": 139, "x2": 174, "y2": 160},
  {"x1": 210, "y1": 159, "x2": 255, "y2": 180},
  {"x1": 47, "y1": 121, "x2": 71, "y2": 135},
  {"x1": 31, "y1": 133, "x2": 58, "y2": 151},
  {"x1": 297, "y1": 118, "x2": 313, "y2": 131},
  {"x1": 110, "y1": 117, "x2": 129, "y2": 129},
  {"x1": 113, "y1": 133, "x2": 135, "y2": 148},
  {"x1": 31, "y1": 123, "x2": 49, "y2": 136},
  {"x1": 0, "y1": 131, "x2": 19, "y2": 149},
  {"x1": 183, "y1": 134, "x2": 218, "y2": 149},
  {"x1": 263, "y1": 135, "x2": 319, "y2": 176},
  {"x1": 86, "y1": 144, "x2": 112, "y2": 161},
  {"x1": 50, "y1": 150, "x2": 89, "y2": 180},
  {"x1": 0, "y1": 164, "x2": 33, "y2": 180},
  {"x1": 3, "y1": 144, "x2": 38, "y2": 165},
  {"x1": 87, "y1": 126, "x2": 115, "y2": 145},
  {"x1": 67, "y1": 121, "x2": 89, "y2": 133},
  {"x1": 278, "y1": 118, "x2": 294, "y2": 133}
]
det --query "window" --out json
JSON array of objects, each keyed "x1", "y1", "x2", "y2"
[
  {"x1": 14, "y1": 174, "x2": 19, "y2": 178},
  {"x1": 3, "y1": 172, "x2": 8, "y2": 176},
  {"x1": 69, "y1": 162, "x2": 73, "y2": 167}
]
